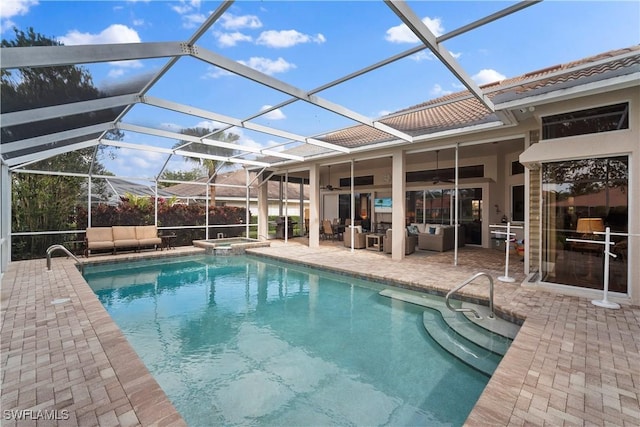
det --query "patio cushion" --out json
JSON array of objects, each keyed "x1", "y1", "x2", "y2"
[
  {"x1": 112, "y1": 226, "x2": 139, "y2": 248},
  {"x1": 85, "y1": 227, "x2": 114, "y2": 250},
  {"x1": 136, "y1": 225, "x2": 162, "y2": 246},
  {"x1": 86, "y1": 227, "x2": 113, "y2": 247}
]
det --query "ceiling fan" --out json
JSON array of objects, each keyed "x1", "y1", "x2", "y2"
[
  {"x1": 432, "y1": 150, "x2": 454, "y2": 184},
  {"x1": 321, "y1": 165, "x2": 341, "y2": 191}
]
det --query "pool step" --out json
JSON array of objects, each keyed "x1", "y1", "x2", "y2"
[{"x1": 379, "y1": 288, "x2": 518, "y2": 375}]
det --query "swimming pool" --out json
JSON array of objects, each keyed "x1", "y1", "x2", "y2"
[{"x1": 83, "y1": 254, "x2": 492, "y2": 426}]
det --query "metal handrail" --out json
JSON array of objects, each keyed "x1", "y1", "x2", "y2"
[
  {"x1": 445, "y1": 272, "x2": 494, "y2": 319},
  {"x1": 46, "y1": 244, "x2": 81, "y2": 271}
]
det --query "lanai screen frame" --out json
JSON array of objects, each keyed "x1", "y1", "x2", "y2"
[{"x1": 0, "y1": 0, "x2": 541, "y2": 272}]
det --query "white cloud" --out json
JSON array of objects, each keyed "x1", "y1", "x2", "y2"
[
  {"x1": 472, "y1": 69, "x2": 506, "y2": 85},
  {"x1": 194, "y1": 120, "x2": 228, "y2": 131},
  {"x1": 132, "y1": 19, "x2": 145, "y2": 26},
  {"x1": 1, "y1": 19, "x2": 16, "y2": 33},
  {"x1": 57, "y1": 25, "x2": 143, "y2": 77},
  {"x1": 260, "y1": 106, "x2": 286, "y2": 120},
  {"x1": 202, "y1": 65, "x2": 233, "y2": 79},
  {"x1": 220, "y1": 13, "x2": 262, "y2": 30},
  {"x1": 182, "y1": 13, "x2": 206, "y2": 29},
  {"x1": 238, "y1": 57, "x2": 296, "y2": 75},
  {"x1": 114, "y1": 148, "x2": 166, "y2": 175},
  {"x1": 385, "y1": 16, "x2": 444, "y2": 43},
  {"x1": 169, "y1": 0, "x2": 204, "y2": 28},
  {"x1": 430, "y1": 84, "x2": 454, "y2": 97},
  {"x1": 107, "y1": 68, "x2": 125, "y2": 79},
  {"x1": 215, "y1": 31, "x2": 252, "y2": 47},
  {"x1": 0, "y1": 0, "x2": 38, "y2": 19},
  {"x1": 1, "y1": 0, "x2": 37, "y2": 34},
  {"x1": 410, "y1": 49, "x2": 461, "y2": 62},
  {"x1": 257, "y1": 30, "x2": 326, "y2": 48},
  {"x1": 58, "y1": 24, "x2": 141, "y2": 45},
  {"x1": 377, "y1": 110, "x2": 393, "y2": 117},
  {"x1": 171, "y1": 0, "x2": 201, "y2": 15},
  {"x1": 410, "y1": 51, "x2": 435, "y2": 62}
]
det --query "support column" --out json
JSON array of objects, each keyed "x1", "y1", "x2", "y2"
[
  {"x1": 391, "y1": 150, "x2": 406, "y2": 261},
  {"x1": 308, "y1": 164, "x2": 320, "y2": 248},
  {"x1": 258, "y1": 172, "x2": 269, "y2": 240},
  {"x1": 0, "y1": 163, "x2": 10, "y2": 275}
]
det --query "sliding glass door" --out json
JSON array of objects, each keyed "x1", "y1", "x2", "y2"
[
  {"x1": 541, "y1": 156, "x2": 628, "y2": 293},
  {"x1": 406, "y1": 187, "x2": 483, "y2": 245}
]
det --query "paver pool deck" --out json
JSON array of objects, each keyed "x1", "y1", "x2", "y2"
[{"x1": 1, "y1": 241, "x2": 639, "y2": 426}]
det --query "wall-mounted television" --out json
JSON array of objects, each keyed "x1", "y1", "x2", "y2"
[{"x1": 374, "y1": 197, "x2": 392, "y2": 213}]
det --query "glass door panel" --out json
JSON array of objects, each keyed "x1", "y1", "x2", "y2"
[
  {"x1": 541, "y1": 157, "x2": 628, "y2": 293},
  {"x1": 457, "y1": 188, "x2": 482, "y2": 245}
]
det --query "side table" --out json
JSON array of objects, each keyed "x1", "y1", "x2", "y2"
[
  {"x1": 160, "y1": 234, "x2": 177, "y2": 250},
  {"x1": 366, "y1": 233, "x2": 384, "y2": 252}
]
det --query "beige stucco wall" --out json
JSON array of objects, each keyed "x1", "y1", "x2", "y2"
[{"x1": 520, "y1": 87, "x2": 639, "y2": 304}]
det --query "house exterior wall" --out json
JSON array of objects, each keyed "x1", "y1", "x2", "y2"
[{"x1": 520, "y1": 87, "x2": 639, "y2": 304}]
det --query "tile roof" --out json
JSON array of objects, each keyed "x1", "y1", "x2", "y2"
[
  {"x1": 164, "y1": 169, "x2": 309, "y2": 200},
  {"x1": 314, "y1": 45, "x2": 640, "y2": 150}
]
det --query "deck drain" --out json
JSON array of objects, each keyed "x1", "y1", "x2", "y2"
[{"x1": 51, "y1": 298, "x2": 71, "y2": 305}]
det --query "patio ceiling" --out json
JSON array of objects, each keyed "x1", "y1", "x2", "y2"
[{"x1": 1, "y1": 0, "x2": 633, "y2": 181}]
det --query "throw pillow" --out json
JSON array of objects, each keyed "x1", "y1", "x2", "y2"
[
  {"x1": 428, "y1": 226, "x2": 436, "y2": 234},
  {"x1": 411, "y1": 223, "x2": 426, "y2": 234},
  {"x1": 407, "y1": 225, "x2": 419, "y2": 236}
]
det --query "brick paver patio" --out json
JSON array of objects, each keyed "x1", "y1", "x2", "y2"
[{"x1": 1, "y1": 242, "x2": 638, "y2": 426}]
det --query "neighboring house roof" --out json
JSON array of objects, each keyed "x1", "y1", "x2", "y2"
[
  {"x1": 312, "y1": 46, "x2": 640, "y2": 150},
  {"x1": 99, "y1": 177, "x2": 175, "y2": 204},
  {"x1": 163, "y1": 169, "x2": 309, "y2": 200}
]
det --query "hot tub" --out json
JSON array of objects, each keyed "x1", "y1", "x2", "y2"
[{"x1": 192, "y1": 237, "x2": 270, "y2": 255}]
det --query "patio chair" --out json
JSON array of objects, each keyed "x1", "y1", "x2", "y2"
[{"x1": 322, "y1": 219, "x2": 340, "y2": 241}]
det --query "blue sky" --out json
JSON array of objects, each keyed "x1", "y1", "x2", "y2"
[{"x1": 2, "y1": 0, "x2": 639, "y2": 179}]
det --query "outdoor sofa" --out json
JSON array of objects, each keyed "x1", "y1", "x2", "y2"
[
  {"x1": 410, "y1": 223, "x2": 465, "y2": 252},
  {"x1": 85, "y1": 225, "x2": 163, "y2": 256}
]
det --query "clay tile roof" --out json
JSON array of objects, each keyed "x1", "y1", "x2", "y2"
[
  {"x1": 164, "y1": 170, "x2": 309, "y2": 200},
  {"x1": 312, "y1": 45, "x2": 640, "y2": 150}
]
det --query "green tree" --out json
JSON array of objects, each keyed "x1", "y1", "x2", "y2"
[
  {"x1": 2, "y1": 28, "x2": 122, "y2": 258},
  {"x1": 159, "y1": 167, "x2": 204, "y2": 187},
  {"x1": 173, "y1": 127, "x2": 239, "y2": 205}
]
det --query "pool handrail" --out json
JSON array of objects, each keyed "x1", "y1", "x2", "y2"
[
  {"x1": 445, "y1": 272, "x2": 494, "y2": 319},
  {"x1": 46, "y1": 244, "x2": 81, "y2": 271}
]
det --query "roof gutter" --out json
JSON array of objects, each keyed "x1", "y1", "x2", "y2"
[{"x1": 494, "y1": 72, "x2": 640, "y2": 111}]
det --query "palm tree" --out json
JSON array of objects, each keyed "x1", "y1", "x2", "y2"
[{"x1": 174, "y1": 127, "x2": 239, "y2": 206}]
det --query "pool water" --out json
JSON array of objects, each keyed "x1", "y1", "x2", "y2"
[{"x1": 84, "y1": 255, "x2": 491, "y2": 426}]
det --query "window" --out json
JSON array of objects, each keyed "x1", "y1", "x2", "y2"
[
  {"x1": 339, "y1": 175, "x2": 373, "y2": 187},
  {"x1": 542, "y1": 103, "x2": 629, "y2": 140},
  {"x1": 511, "y1": 161, "x2": 524, "y2": 175},
  {"x1": 512, "y1": 185, "x2": 525, "y2": 222},
  {"x1": 406, "y1": 165, "x2": 484, "y2": 183}
]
